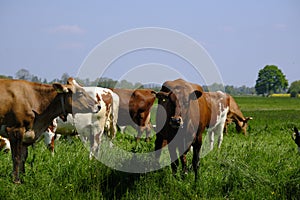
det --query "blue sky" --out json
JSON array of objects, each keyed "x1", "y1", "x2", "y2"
[{"x1": 0, "y1": 1, "x2": 299, "y2": 86}]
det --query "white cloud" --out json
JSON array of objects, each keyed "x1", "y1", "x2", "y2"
[{"x1": 48, "y1": 25, "x2": 86, "y2": 34}]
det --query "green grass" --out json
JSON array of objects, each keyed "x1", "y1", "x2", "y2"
[{"x1": 0, "y1": 97, "x2": 300, "y2": 199}]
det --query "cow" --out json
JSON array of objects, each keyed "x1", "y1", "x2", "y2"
[
  {"x1": 204, "y1": 91, "x2": 230, "y2": 151},
  {"x1": 155, "y1": 79, "x2": 230, "y2": 181},
  {"x1": 0, "y1": 135, "x2": 10, "y2": 153},
  {"x1": 0, "y1": 78, "x2": 100, "y2": 183},
  {"x1": 292, "y1": 127, "x2": 300, "y2": 153},
  {"x1": 223, "y1": 94, "x2": 252, "y2": 135},
  {"x1": 43, "y1": 87, "x2": 119, "y2": 159},
  {"x1": 155, "y1": 79, "x2": 207, "y2": 181},
  {"x1": 40, "y1": 118, "x2": 58, "y2": 154},
  {"x1": 111, "y1": 88, "x2": 156, "y2": 142}
]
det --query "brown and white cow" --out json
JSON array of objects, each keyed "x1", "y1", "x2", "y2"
[
  {"x1": 155, "y1": 79, "x2": 207, "y2": 181},
  {"x1": 43, "y1": 87, "x2": 119, "y2": 159},
  {"x1": 112, "y1": 88, "x2": 156, "y2": 142},
  {"x1": 155, "y1": 79, "x2": 230, "y2": 181},
  {"x1": 223, "y1": 94, "x2": 252, "y2": 135},
  {"x1": 0, "y1": 78, "x2": 100, "y2": 183},
  {"x1": 204, "y1": 91, "x2": 230, "y2": 151},
  {"x1": 0, "y1": 135, "x2": 10, "y2": 153}
]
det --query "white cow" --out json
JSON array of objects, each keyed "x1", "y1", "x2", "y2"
[{"x1": 44, "y1": 87, "x2": 119, "y2": 159}]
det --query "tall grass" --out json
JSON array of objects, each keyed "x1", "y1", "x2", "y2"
[{"x1": 0, "y1": 97, "x2": 299, "y2": 199}]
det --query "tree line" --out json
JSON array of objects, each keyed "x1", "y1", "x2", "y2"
[{"x1": 1, "y1": 66, "x2": 299, "y2": 97}]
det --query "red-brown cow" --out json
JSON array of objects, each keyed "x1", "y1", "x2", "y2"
[
  {"x1": 223, "y1": 94, "x2": 252, "y2": 135},
  {"x1": 112, "y1": 88, "x2": 156, "y2": 141},
  {"x1": 155, "y1": 79, "x2": 207, "y2": 181},
  {"x1": 155, "y1": 80, "x2": 231, "y2": 181},
  {"x1": 0, "y1": 78, "x2": 100, "y2": 183}
]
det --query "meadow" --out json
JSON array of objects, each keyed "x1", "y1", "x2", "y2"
[{"x1": 0, "y1": 96, "x2": 299, "y2": 199}]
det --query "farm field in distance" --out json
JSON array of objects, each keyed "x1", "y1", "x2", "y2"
[{"x1": 0, "y1": 96, "x2": 299, "y2": 199}]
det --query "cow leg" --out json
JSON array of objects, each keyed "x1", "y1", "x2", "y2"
[
  {"x1": 110, "y1": 120, "x2": 117, "y2": 139},
  {"x1": 179, "y1": 153, "x2": 188, "y2": 176},
  {"x1": 89, "y1": 128, "x2": 95, "y2": 159},
  {"x1": 192, "y1": 140, "x2": 201, "y2": 182},
  {"x1": 136, "y1": 126, "x2": 144, "y2": 142},
  {"x1": 50, "y1": 135, "x2": 55, "y2": 155},
  {"x1": 8, "y1": 127, "x2": 25, "y2": 184},
  {"x1": 168, "y1": 144, "x2": 179, "y2": 176},
  {"x1": 178, "y1": 139, "x2": 189, "y2": 176},
  {"x1": 208, "y1": 129, "x2": 214, "y2": 150},
  {"x1": 224, "y1": 121, "x2": 229, "y2": 135},
  {"x1": 154, "y1": 133, "x2": 164, "y2": 166},
  {"x1": 217, "y1": 128, "x2": 224, "y2": 149},
  {"x1": 20, "y1": 145, "x2": 28, "y2": 174},
  {"x1": 145, "y1": 124, "x2": 151, "y2": 142}
]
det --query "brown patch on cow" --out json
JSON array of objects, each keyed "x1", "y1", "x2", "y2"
[{"x1": 101, "y1": 92, "x2": 113, "y2": 117}]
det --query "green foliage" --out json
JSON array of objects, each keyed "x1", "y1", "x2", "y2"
[
  {"x1": 255, "y1": 65, "x2": 288, "y2": 96},
  {"x1": 0, "y1": 75, "x2": 13, "y2": 79},
  {"x1": 1, "y1": 97, "x2": 300, "y2": 199},
  {"x1": 288, "y1": 80, "x2": 300, "y2": 98}
]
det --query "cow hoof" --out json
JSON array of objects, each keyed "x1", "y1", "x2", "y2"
[
  {"x1": 13, "y1": 179, "x2": 21, "y2": 184},
  {"x1": 145, "y1": 137, "x2": 150, "y2": 143},
  {"x1": 181, "y1": 172, "x2": 188, "y2": 180}
]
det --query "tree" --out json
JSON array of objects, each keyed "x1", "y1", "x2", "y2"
[
  {"x1": 0, "y1": 75, "x2": 13, "y2": 79},
  {"x1": 60, "y1": 73, "x2": 70, "y2": 83},
  {"x1": 15, "y1": 68, "x2": 32, "y2": 80},
  {"x1": 255, "y1": 65, "x2": 288, "y2": 96},
  {"x1": 288, "y1": 80, "x2": 300, "y2": 98}
]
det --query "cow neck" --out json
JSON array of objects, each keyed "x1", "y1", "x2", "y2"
[
  {"x1": 32, "y1": 93, "x2": 68, "y2": 141},
  {"x1": 60, "y1": 94, "x2": 67, "y2": 118}
]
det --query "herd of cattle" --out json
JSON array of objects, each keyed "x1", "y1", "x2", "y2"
[{"x1": 0, "y1": 77, "x2": 298, "y2": 184}]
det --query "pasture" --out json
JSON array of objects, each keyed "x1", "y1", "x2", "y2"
[{"x1": 0, "y1": 96, "x2": 299, "y2": 199}]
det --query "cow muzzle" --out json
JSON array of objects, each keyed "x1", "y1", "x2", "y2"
[{"x1": 170, "y1": 116, "x2": 183, "y2": 128}]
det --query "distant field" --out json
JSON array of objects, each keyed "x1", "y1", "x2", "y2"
[
  {"x1": 234, "y1": 96, "x2": 300, "y2": 111},
  {"x1": 0, "y1": 97, "x2": 299, "y2": 199}
]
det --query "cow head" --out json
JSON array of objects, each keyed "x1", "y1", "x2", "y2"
[
  {"x1": 53, "y1": 78, "x2": 101, "y2": 116},
  {"x1": 292, "y1": 127, "x2": 300, "y2": 153},
  {"x1": 156, "y1": 79, "x2": 203, "y2": 129},
  {"x1": 235, "y1": 117, "x2": 253, "y2": 134}
]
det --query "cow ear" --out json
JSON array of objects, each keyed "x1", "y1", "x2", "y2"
[
  {"x1": 245, "y1": 117, "x2": 253, "y2": 122},
  {"x1": 189, "y1": 90, "x2": 202, "y2": 100},
  {"x1": 53, "y1": 83, "x2": 69, "y2": 93},
  {"x1": 156, "y1": 91, "x2": 170, "y2": 100}
]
